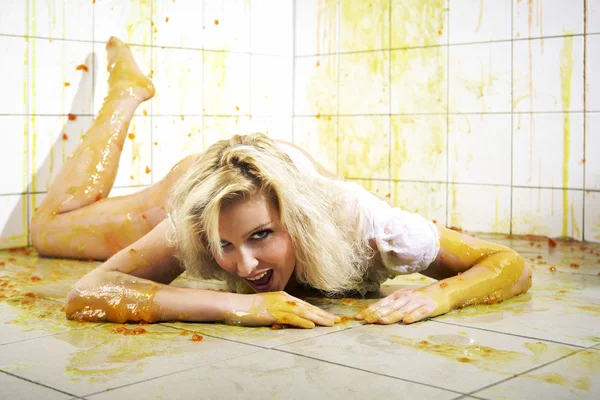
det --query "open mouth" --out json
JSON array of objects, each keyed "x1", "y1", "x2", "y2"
[{"x1": 245, "y1": 269, "x2": 273, "y2": 291}]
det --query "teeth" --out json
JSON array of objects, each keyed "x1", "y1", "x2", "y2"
[{"x1": 247, "y1": 270, "x2": 269, "y2": 281}]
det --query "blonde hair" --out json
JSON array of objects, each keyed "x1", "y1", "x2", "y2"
[{"x1": 168, "y1": 133, "x2": 378, "y2": 294}]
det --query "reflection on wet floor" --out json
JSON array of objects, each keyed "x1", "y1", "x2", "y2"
[{"x1": 1, "y1": 233, "x2": 599, "y2": 398}]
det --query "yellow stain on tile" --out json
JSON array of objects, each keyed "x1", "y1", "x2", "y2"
[
  {"x1": 461, "y1": 53, "x2": 503, "y2": 113},
  {"x1": 391, "y1": 0, "x2": 447, "y2": 48},
  {"x1": 338, "y1": 117, "x2": 389, "y2": 179},
  {"x1": 316, "y1": 0, "x2": 339, "y2": 54},
  {"x1": 560, "y1": 34, "x2": 574, "y2": 237},
  {"x1": 391, "y1": 47, "x2": 446, "y2": 113},
  {"x1": 340, "y1": 0, "x2": 390, "y2": 52}
]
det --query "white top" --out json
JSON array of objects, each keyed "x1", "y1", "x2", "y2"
[{"x1": 276, "y1": 141, "x2": 440, "y2": 276}]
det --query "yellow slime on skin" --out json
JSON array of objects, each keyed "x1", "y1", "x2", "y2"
[
  {"x1": 65, "y1": 277, "x2": 161, "y2": 323},
  {"x1": 415, "y1": 228, "x2": 531, "y2": 321}
]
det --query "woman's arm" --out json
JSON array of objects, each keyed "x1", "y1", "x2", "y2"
[
  {"x1": 356, "y1": 226, "x2": 532, "y2": 324},
  {"x1": 66, "y1": 219, "x2": 339, "y2": 327}
]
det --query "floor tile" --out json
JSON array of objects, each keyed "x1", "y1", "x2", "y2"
[
  {"x1": 276, "y1": 321, "x2": 579, "y2": 393},
  {"x1": 0, "y1": 323, "x2": 258, "y2": 397},
  {"x1": 474, "y1": 347, "x2": 600, "y2": 399},
  {"x1": 0, "y1": 371, "x2": 73, "y2": 399},
  {"x1": 86, "y1": 349, "x2": 457, "y2": 400},
  {"x1": 434, "y1": 271, "x2": 600, "y2": 347}
]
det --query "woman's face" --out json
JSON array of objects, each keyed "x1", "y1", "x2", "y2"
[{"x1": 213, "y1": 191, "x2": 296, "y2": 292}]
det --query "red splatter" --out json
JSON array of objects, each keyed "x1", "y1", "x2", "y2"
[
  {"x1": 191, "y1": 334, "x2": 203, "y2": 342},
  {"x1": 67, "y1": 113, "x2": 77, "y2": 120},
  {"x1": 76, "y1": 64, "x2": 89, "y2": 72},
  {"x1": 548, "y1": 238, "x2": 557, "y2": 248},
  {"x1": 30, "y1": 276, "x2": 41, "y2": 281}
]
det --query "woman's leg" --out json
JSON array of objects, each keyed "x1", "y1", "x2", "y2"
[{"x1": 31, "y1": 37, "x2": 197, "y2": 260}]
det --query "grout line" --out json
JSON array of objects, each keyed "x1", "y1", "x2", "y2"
[
  {"x1": 2, "y1": 110, "x2": 600, "y2": 118},
  {"x1": 445, "y1": 0, "x2": 450, "y2": 227},
  {"x1": 582, "y1": 0, "x2": 588, "y2": 240},
  {"x1": 335, "y1": 0, "x2": 340, "y2": 176},
  {"x1": 388, "y1": 0, "x2": 392, "y2": 199},
  {"x1": 201, "y1": 0, "x2": 205, "y2": 152},
  {"x1": 248, "y1": 0, "x2": 252, "y2": 121},
  {"x1": 431, "y1": 320, "x2": 590, "y2": 349},
  {"x1": 291, "y1": 0, "x2": 296, "y2": 143},
  {"x1": 465, "y1": 346, "x2": 592, "y2": 397},
  {"x1": 25, "y1": 0, "x2": 31, "y2": 247},
  {"x1": 4, "y1": 183, "x2": 600, "y2": 198},
  {"x1": 270, "y1": 346, "x2": 464, "y2": 395},
  {"x1": 292, "y1": 31, "x2": 596, "y2": 58},
  {"x1": 0, "y1": 370, "x2": 78, "y2": 397},
  {"x1": 81, "y1": 346, "x2": 265, "y2": 398},
  {"x1": 510, "y1": 0, "x2": 514, "y2": 235}
]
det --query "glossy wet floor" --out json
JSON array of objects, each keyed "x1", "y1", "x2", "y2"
[{"x1": 0, "y1": 233, "x2": 599, "y2": 399}]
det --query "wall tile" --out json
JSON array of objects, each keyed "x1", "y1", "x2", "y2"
[
  {"x1": 512, "y1": 187, "x2": 584, "y2": 240},
  {"x1": 347, "y1": 179, "x2": 391, "y2": 203},
  {"x1": 295, "y1": 0, "x2": 339, "y2": 56},
  {"x1": 585, "y1": 112, "x2": 600, "y2": 190},
  {"x1": 247, "y1": 117, "x2": 293, "y2": 142},
  {"x1": 0, "y1": 0, "x2": 26, "y2": 36},
  {"x1": 449, "y1": 0, "x2": 511, "y2": 44},
  {"x1": 340, "y1": 0, "x2": 390, "y2": 52},
  {"x1": 250, "y1": 56, "x2": 291, "y2": 117},
  {"x1": 152, "y1": 116, "x2": 204, "y2": 182},
  {"x1": 294, "y1": 55, "x2": 338, "y2": 116},
  {"x1": 29, "y1": 0, "x2": 93, "y2": 41},
  {"x1": 0, "y1": 195, "x2": 28, "y2": 249},
  {"x1": 588, "y1": 0, "x2": 600, "y2": 34},
  {"x1": 449, "y1": 113, "x2": 511, "y2": 185},
  {"x1": 94, "y1": 0, "x2": 153, "y2": 45},
  {"x1": 338, "y1": 116, "x2": 390, "y2": 179},
  {"x1": 28, "y1": 115, "x2": 93, "y2": 195},
  {"x1": 449, "y1": 41, "x2": 512, "y2": 113},
  {"x1": 391, "y1": 0, "x2": 448, "y2": 48},
  {"x1": 586, "y1": 34, "x2": 600, "y2": 111},
  {"x1": 293, "y1": 116, "x2": 338, "y2": 174},
  {"x1": 0, "y1": 36, "x2": 27, "y2": 114},
  {"x1": 0, "y1": 117, "x2": 28, "y2": 195},
  {"x1": 28, "y1": 39, "x2": 94, "y2": 116},
  {"x1": 203, "y1": 0, "x2": 250, "y2": 52},
  {"x1": 93, "y1": 42, "x2": 151, "y2": 117},
  {"x1": 513, "y1": 0, "x2": 584, "y2": 39},
  {"x1": 391, "y1": 115, "x2": 447, "y2": 181},
  {"x1": 152, "y1": 47, "x2": 204, "y2": 115},
  {"x1": 391, "y1": 46, "x2": 447, "y2": 114},
  {"x1": 251, "y1": 0, "x2": 293, "y2": 55},
  {"x1": 153, "y1": 0, "x2": 204, "y2": 49},
  {"x1": 513, "y1": 112, "x2": 584, "y2": 189},
  {"x1": 391, "y1": 181, "x2": 446, "y2": 224},
  {"x1": 203, "y1": 116, "x2": 252, "y2": 149},
  {"x1": 448, "y1": 184, "x2": 511, "y2": 233},
  {"x1": 203, "y1": 52, "x2": 250, "y2": 115},
  {"x1": 513, "y1": 36, "x2": 584, "y2": 112},
  {"x1": 584, "y1": 190, "x2": 600, "y2": 242},
  {"x1": 339, "y1": 51, "x2": 389, "y2": 115}
]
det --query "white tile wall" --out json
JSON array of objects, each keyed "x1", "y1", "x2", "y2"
[{"x1": 1, "y1": 0, "x2": 599, "y2": 247}]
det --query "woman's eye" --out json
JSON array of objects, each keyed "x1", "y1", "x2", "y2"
[
  {"x1": 220, "y1": 241, "x2": 231, "y2": 249},
  {"x1": 252, "y1": 229, "x2": 272, "y2": 240}
]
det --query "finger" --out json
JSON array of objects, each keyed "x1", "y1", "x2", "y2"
[
  {"x1": 293, "y1": 298, "x2": 340, "y2": 323},
  {"x1": 402, "y1": 305, "x2": 434, "y2": 324},
  {"x1": 356, "y1": 296, "x2": 395, "y2": 320},
  {"x1": 378, "y1": 302, "x2": 424, "y2": 325},
  {"x1": 273, "y1": 312, "x2": 315, "y2": 329},
  {"x1": 370, "y1": 297, "x2": 411, "y2": 320},
  {"x1": 296, "y1": 305, "x2": 338, "y2": 327}
]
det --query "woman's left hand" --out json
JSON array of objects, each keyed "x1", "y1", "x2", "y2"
[{"x1": 355, "y1": 288, "x2": 447, "y2": 324}]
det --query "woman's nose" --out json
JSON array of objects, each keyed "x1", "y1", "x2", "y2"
[{"x1": 236, "y1": 248, "x2": 259, "y2": 277}]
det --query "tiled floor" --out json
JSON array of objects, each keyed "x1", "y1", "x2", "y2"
[{"x1": 0, "y1": 234, "x2": 599, "y2": 399}]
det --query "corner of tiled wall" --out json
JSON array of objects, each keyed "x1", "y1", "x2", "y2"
[{"x1": 0, "y1": 0, "x2": 294, "y2": 250}]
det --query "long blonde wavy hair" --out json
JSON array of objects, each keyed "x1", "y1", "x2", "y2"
[{"x1": 168, "y1": 133, "x2": 379, "y2": 294}]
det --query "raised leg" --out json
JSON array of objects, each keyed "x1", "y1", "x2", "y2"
[{"x1": 31, "y1": 37, "x2": 196, "y2": 260}]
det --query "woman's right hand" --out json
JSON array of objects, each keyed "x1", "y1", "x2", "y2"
[{"x1": 223, "y1": 291, "x2": 340, "y2": 329}]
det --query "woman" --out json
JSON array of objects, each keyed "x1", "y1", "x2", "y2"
[{"x1": 30, "y1": 37, "x2": 532, "y2": 329}]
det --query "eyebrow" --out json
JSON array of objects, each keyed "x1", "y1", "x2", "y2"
[{"x1": 242, "y1": 222, "x2": 272, "y2": 238}]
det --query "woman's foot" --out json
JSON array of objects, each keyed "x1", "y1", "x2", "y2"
[{"x1": 105, "y1": 36, "x2": 155, "y2": 102}]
